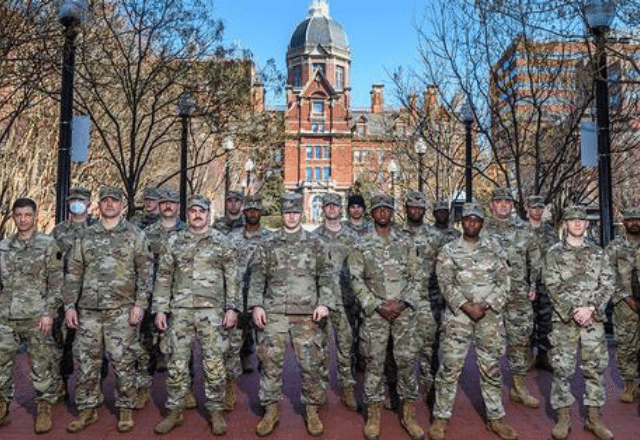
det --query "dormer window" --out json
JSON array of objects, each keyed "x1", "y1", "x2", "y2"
[
  {"x1": 336, "y1": 66, "x2": 344, "y2": 90},
  {"x1": 293, "y1": 66, "x2": 302, "y2": 87},
  {"x1": 312, "y1": 62, "x2": 325, "y2": 76},
  {"x1": 312, "y1": 100, "x2": 324, "y2": 115}
]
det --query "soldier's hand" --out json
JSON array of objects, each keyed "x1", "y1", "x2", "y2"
[
  {"x1": 461, "y1": 302, "x2": 486, "y2": 322},
  {"x1": 155, "y1": 313, "x2": 168, "y2": 332},
  {"x1": 65, "y1": 309, "x2": 79, "y2": 329},
  {"x1": 624, "y1": 296, "x2": 640, "y2": 314},
  {"x1": 39, "y1": 316, "x2": 53, "y2": 335},
  {"x1": 253, "y1": 307, "x2": 267, "y2": 330},
  {"x1": 129, "y1": 306, "x2": 144, "y2": 326},
  {"x1": 223, "y1": 310, "x2": 238, "y2": 329},
  {"x1": 572, "y1": 306, "x2": 595, "y2": 328},
  {"x1": 527, "y1": 290, "x2": 536, "y2": 301},
  {"x1": 376, "y1": 300, "x2": 403, "y2": 322},
  {"x1": 313, "y1": 305, "x2": 329, "y2": 322}
]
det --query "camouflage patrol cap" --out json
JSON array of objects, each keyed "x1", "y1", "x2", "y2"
[
  {"x1": 405, "y1": 191, "x2": 426, "y2": 208},
  {"x1": 67, "y1": 186, "x2": 91, "y2": 201},
  {"x1": 562, "y1": 205, "x2": 587, "y2": 221},
  {"x1": 433, "y1": 199, "x2": 450, "y2": 211},
  {"x1": 188, "y1": 194, "x2": 210, "y2": 210},
  {"x1": 142, "y1": 186, "x2": 161, "y2": 200},
  {"x1": 622, "y1": 206, "x2": 640, "y2": 220},
  {"x1": 226, "y1": 189, "x2": 244, "y2": 201},
  {"x1": 158, "y1": 188, "x2": 179, "y2": 203},
  {"x1": 244, "y1": 195, "x2": 264, "y2": 211},
  {"x1": 492, "y1": 187, "x2": 514, "y2": 201},
  {"x1": 462, "y1": 202, "x2": 485, "y2": 220},
  {"x1": 281, "y1": 193, "x2": 303, "y2": 213},
  {"x1": 527, "y1": 195, "x2": 545, "y2": 208},
  {"x1": 322, "y1": 193, "x2": 341, "y2": 207},
  {"x1": 370, "y1": 194, "x2": 395, "y2": 211},
  {"x1": 98, "y1": 185, "x2": 123, "y2": 201}
]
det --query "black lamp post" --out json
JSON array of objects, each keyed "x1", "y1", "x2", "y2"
[
  {"x1": 585, "y1": 0, "x2": 616, "y2": 247},
  {"x1": 460, "y1": 99, "x2": 474, "y2": 203},
  {"x1": 414, "y1": 137, "x2": 427, "y2": 193},
  {"x1": 388, "y1": 159, "x2": 398, "y2": 196},
  {"x1": 245, "y1": 158, "x2": 255, "y2": 195},
  {"x1": 56, "y1": 0, "x2": 87, "y2": 224},
  {"x1": 223, "y1": 136, "x2": 235, "y2": 215},
  {"x1": 177, "y1": 91, "x2": 195, "y2": 221}
]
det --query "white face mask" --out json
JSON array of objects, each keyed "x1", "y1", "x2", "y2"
[{"x1": 69, "y1": 201, "x2": 87, "y2": 215}]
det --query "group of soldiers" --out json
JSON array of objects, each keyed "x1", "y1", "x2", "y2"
[{"x1": 0, "y1": 182, "x2": 638, "y2": 440}]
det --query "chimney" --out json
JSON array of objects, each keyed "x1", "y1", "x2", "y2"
[
  {"x1": 252, "y1": 83, "x2": 265, "y2": 112},
  {"x1": 370, "y1": 84, "x2": 384, "y2": 114},
  {"x1": 423, "y1": 85, "x2": 438, "y2": 113},
  {"x1": 408, "y1": 93, "x2": 418, "y2": 125}
]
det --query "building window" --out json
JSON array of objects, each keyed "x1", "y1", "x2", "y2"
[
  {"x1": 354, "y1": 150, "x2": 366, "y2": 164},
  {"x1": 315, "y1": 145, "x2": 322, "y2": 159},
  {"x1": 322, "y1": 145, "x2": 329, "y2": 158},
  {"x1": 312, "y1": 123, "x2": 324, "y2": 133},
  {"x1": 314, "y1": 167, "x2": 321, "y2": 180},
  {"x1": 293, "y1": 65, "x2": 302, "y2": 87},
  {"x1": 357, "y1": 124, "x2": 365, "y2": 136},
  {"x1": 306, "y1": 167, "x2": 312, "y2": 181},
  {"x1": 306, "y1": 146, "x2": 313, "y2": 159},
  {"x1": 312, "y1": 63, "x2": 325, "y2": 76},
  {"x1": 312, "y1": 196, "x2": 323, "y2": 223},
  {"x1": 323, "y1": 166, "x2": 331, "y2": 180},
  {"x1": 336, "y1": 66, "x2": 344, "y2": 90},
  {"x1": 312, "y1": 100, "x2": 324, "y2": 115}
]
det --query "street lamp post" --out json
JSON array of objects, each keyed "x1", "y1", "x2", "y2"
[
  {"x1": 56, "y1": 0, "x2": 87, "y2": 224},
  {"x1": 223, "y1": 136, "x2": 235, "y2": 201},
  {"x1": 585, "y1": 0, "x2": 616, "y2": 247},
  {"x1": 388, "y1": 159, "x2": 398, "y2": 196},
  {"x1": 244, "y1": 158, "x2": 255, "y2": 195},
  {"x1": 177, "y1": 91, "x2": 195, "y2": 221},
  {"x1": 414, "y1": 137, "x2": 427, "y2": 193},
  {"x1": 460, "y1": 100, "x2": 474, "y2": 203}
]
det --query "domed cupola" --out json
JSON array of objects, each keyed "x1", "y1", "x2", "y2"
[{"x1": 289, "y1": 0, "x2": 349, "y2": 52}]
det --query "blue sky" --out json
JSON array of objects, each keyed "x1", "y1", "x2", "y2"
[{"x1": 212, "y1": 0, "x2": 426, "y2": 109}]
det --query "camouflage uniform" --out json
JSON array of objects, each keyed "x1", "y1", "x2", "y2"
[
  {"x1": 213, "y1": 215, "x2": 245, "y2": 234},
  {"x1": 247, "y1": 224, "x2": 334, "y2": 407},
  {"x1": 153, "y1": 222, "x2": 239, "y2": 412},
  {"x1": 129, "y1": 187, "x2": 161, "y2": 230},
  {"x1": 64, "y1": 217, "x2": 152, "y2": 410},
  {"x1": 543, "y1": 222, "x2": 614, "y2": 410},
  {"x1": 434, "y1": 222, "x2": 510, "y2": 420},
  {"x1": 0, "y1": 232, "x2": 63, "y2": 406}
]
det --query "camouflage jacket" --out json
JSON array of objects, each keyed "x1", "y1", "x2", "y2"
[
  {"x1": 436, "y1": 236, "x2": 510, "y2": 316},
  {"x1": 153, "y1": 228, "x2": 240, "y2": 313},
  {"x1": 247, "y1": 228, "x2": 334, "y2": 315},
  {"x1": 348, "y1": 228, "x2": 422, "y2": 317},
  {"x1": 0, "y1": 232, "x2": 64, "y2": 320},
  {"x1": 342, "y1": 219, "x2": 373, "y2": 237},
  {"x1": 425, "y1": 224, "x2": 461, "y2": 250},
  {"x1": 64, "y1": 219, "x2": 152, "y2": 311},
  {"x1": 399, "y1": 223, "x2": 441, "y2": 305},
  {"x1": 129, "y1": 211, "x2": 160, "y2": 230},
  {"x1": 52, "y1": 217, "x2": 94, "y2": 258},
  {"x1": 605, "y1": 234, "x2": 640, "y2": 304},
  {"x1": 543, "y1": 240, "x2": 614, "y2": 323},
  {"x1": 483, "y1": 216, "x2": 541, "y2": 294},
  {"x1": 530, "y1": 221, "x2": 559, "y2": 257},
  {"x1": 213, "y1": 215, "x2": 245, "y2": 234},
  {"x1": 145, "y1": 219, "x2": 187, "y2": 262},
  {"x1": 229, "y1": 227, "x2": 272, "y2": 308},
  {"x1": 312, "y1": 224, "x2": 358, "y2": 307}
]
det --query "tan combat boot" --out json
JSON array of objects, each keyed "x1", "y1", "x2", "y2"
[
  {"x1": 551, "y1": 407, "x2": 571, "y2": 440},
  {"x1": 428, "y1": 418, "x2": 449, "y2": 440},
  {"x1": 364, "y1": 402, "x2": 381, "y2": 440},
  {"x1": 34, "y1": 401, "x2": 53, "y2": 434},
  {"x1": 154, "y1": 409, "x2": 184, "y2": 435},
  {"x1": 134, "y1": 386, "x2": 150, "y2": 409},
  {"x1": 56, "y1": 380, "x2": 66, "y2": 403},
  {"x1": 0, "y1": 399, "x2": 9, "y2": 427},
  {"x1": 117, "y1": 408, "x2": 134, "y2": 433},
  {"x1": 66, "y1": 408, "x2": 99, "y2": 433},
  {"x1": 184, "y1": 388, "x2": 197, "y2": 409},
  {"x1": 223, "y1": 379, "x2": 236, "y2": 411},
  {"x1": 400, "y1": 400, "x2": 424, "y2": 440},
  {"x1": 584, "y1": 406, "x2": 613, "y2": 440},
  {"x1": 305, "y1": 404, "x2": 323, "y2": 437},
  {"x1": 341, "y1": 384, "x2": 358, "y2": 411},
  {"x1": 210, "y1": 410, "x2": 227, "y2": 436},
  {"x1": 620, "y1": 380, "x2": 636, "y2": 403},
  {"x1": 509, "y1": 375, "x2": 540, "y2": 408},
  {"x1": 256, "y1": 403, "x2": 279, "y2": 437},
  {"x1": 486, "y1": 417, "x2": 518, "y2": 440}
]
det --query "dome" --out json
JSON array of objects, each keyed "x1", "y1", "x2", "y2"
[{"x1": 289, "y1": 1, "x2": 349, "y2": 51}]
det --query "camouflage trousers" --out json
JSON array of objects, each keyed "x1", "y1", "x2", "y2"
[
  {"x1": 503, "y1": 292, "x2": 534, "y2": 375},
  {"x1": 165, "y1": 308, "x2": 228, "y2": 412},
  {"x1": 613, "y1": 300, "x2": 640, "y2": 381},
  {"x1": 0, "y1": 318, "x2": 57, "y2": 405},
  {"x1": 415, "y1": 302, "x2": 438, "y2": 390},
  {"x1": 134, "y1": 309, "x2": 158, "y2": 389},
  {"x1": 531, "y1": 281, "x2": 553, "y2": 354},
  {"x1": 434, "y1": 310, "x2": 506, "y2": 420},
  {"x1": 329, "y1": 305, "x2": 356, "y2": 387},
  {"x1": 74, "y1": 308, "x2": 138, "y2": 410},
  {"x1": 256, "y1": 314, "x2": 327, "y2": 406},
  {"x1": 549, "y1": 318, "x2": 608, "y2": 410},
  {"x1": 361, "y1": 309, "x2": 419, "y2": 405},
  {"x1": 225, "y1": 312, "x2": 254, "y2": 380}
]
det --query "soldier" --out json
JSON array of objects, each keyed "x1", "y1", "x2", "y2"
[
  {"x1": 224, "y1": 194, "x2": 271, "y2": 412},
  {"x1": 400, "y1": 192, "x2": 440, "y2": 404},
  {"x1": 153, "y1": 195, "x2": 239, "y2": 435},
  {"x1": 426, "y1": 199, "x2": 461, "y2": 247},
  {"x1": 429, "y1": 202, "x2": 517, "y2": 440},
  {"x1": 129, "y1": 186, "x2": 161, "y2": 229},
  {"x1": 248, "y1": 193, "x2": 333, "y2": 437},
  {"x1": 313, "y1": 192, "x2": 359, "y2": 411},
  {"x1": 483, "y1": 187, "x2": 541, "y2": 409},
  {"x1": 0, "y1": 198, "x2": 63, "y2": 434},
  {"x1": 213, "y1": 190, "x2": 245, "y2": 233},
  {"x1": 349, "y1": 194, "x2": 423, "y2": 440},
  {"x1": 64, "y1": 185, "x2": 152, "y2": 433},
  {"x1": 543, "y1": 205, "x2": 615, "y2": 440},
  {"x1": 527, "y1": 195, "x2": 558, "y2": 371},
  {"x1": 134, "y1": 188, "x2": 186, "y2": 410},
  {"x1": 606, "y1": 206, "x2": 640, "y2": 403},
  {"x1": 343, "y1": 194, "x2": 373, "y2": 236}
]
